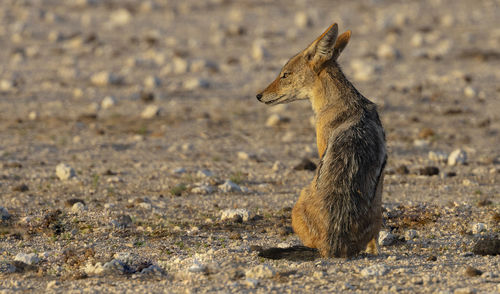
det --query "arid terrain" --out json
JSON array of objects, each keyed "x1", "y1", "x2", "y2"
[{"x1": 0, "y1": 0, "x2": 499, "y2": 293}]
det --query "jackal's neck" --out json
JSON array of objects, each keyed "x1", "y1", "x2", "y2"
[{"x1": 311, "y1": 63, "x2": 363, "y2": 115}]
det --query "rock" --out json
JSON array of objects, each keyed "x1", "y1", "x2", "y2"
[
  {"x1": 245, "y1": 264, "x2": 275, "y2": 279},
  {"x1": 272, "y1": 161, "x2": 285, "y2": 171},
  {"x1": 56, "y1": 163, "x2": 76, "y2": 180},
  {"x1": 12, "y1": 184, "x2": 29, "y2": 192},
  {"x1": 110, "y1": 8, "x2": 132, "y2": 26},
  {"x1": 172, "y1": 167, "x2": 186, "y2": 174},
  {"x1": 14, "y1": 253, "x2": 39, "y2": 265},
  {"x1": 295, "y1": 12, "x2": 312, "y2": 28},
  {"x1": 472, "y1": 223, "x2": 487, "y2": 234},
  {"x1": 141, "y1": 105, "x2": 160, "y2": 119},
  {"x1": 90, "y1": 71, "x2": 123, "y2": 86},
  {"x1": 71, "y1": 202, "x2": 86, "y2": 213},
  {"x1": 377, "y1": 43, "x2": 400, "y2": 59},
  {"x1": 101, "y1": 96, "x2": 116, "y2": 109},
  {"x1": 464, "y1": 86, "x2": 477, "y2": 98},
  {"x1": 141, "y1": 264, "x2": 164, "y2": 276},
  {"x1": 144, "y1": 75, "x2": 161, "y2": 88},
  {"x1": 419, "y1": 166, "x2": 439, "y2": 176},
  {"x1": 405, "y1": 229, "x2": 418, "y2": 240},
  {"x1": 252, "y1": 40, "x2": 269, "y2": 61},
  {"x1": 428, "y1": 151, "x2": 448, "y2": 163},
  {"x1": 218, "y1": 180, "x2": 242, "y2": 193},
  {"x1": 411, "y1": 33, "x2": 425, "y2": 47},
  {"x1": 196, "y1": 169, "x2": 213, "y2": 178},
  {"x1": 46, "y1": 280, "x2": 60, "y2": 289},
  {"x1": 464, "y1": 266, "x2": 482, "y2": 277},
  {"x1": 140, "y1": 91, "x2": 155, "y2": 103},
  {"x1": 111, "y1": 214, "x2": 133, "y2": 228},
  {"x1": 220, "y1": 208, "x2": 251, "y2": 222},
  {"x1": 472, "y1": 236, "x2": 500, "y2": 256},
  {"x1": 188, "y1": 259, "x2": 208, "y2": 273},
  {"x1": 102, "y1": 259, "x2": 126, "y2": 274},
  {"x1": 183, "y1": 78, "x2": 210, "y2": 90},
  {"x1": 448, "y1": 149, "x2": 467, "y2": 166},
  {"x1": 378, "y1": 231, "x2": 397, "y2": 246},
  {"x1": 138, "y1": 202, "x2": 152, "y2": 210},
  {"x1": 237, "y1": 151, "x2": 256, "y2": 161},
  {"x1": 413, "y1": 139, "x2": 429, "y2": 148},
  {"x1": 293, "y1": 158, "x2": 316, "y2": 171},
  {"x1": 191, "y1": 184, "x2": 215, "y2": 195},
  {"x1": 0, "y1": 79, "x2": 15, "y2": 91},
  {"x1": 172, "y1": 57, "x2": 189, "y2": 74},
  {"x1": 28, "y1": 111, "x2": 38, "y2": 120},
  {"x1": 0, "y1": 207, "x2": 10, "y2": 220},
  {"x1": 360, "y1": 264, "x2": 389, "y2": 277},
  {"x1": 453, "y1": 287, "x2": 476, "y2": 294},
  {"x1": 350, "y1": 59, "x2": 378, "y2": 81},
  {"x1": 190, "y1": 59, "x2": 218, "y2": 73}
]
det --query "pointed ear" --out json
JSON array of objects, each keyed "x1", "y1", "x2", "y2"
[
  {"x1": 332, "y1": 30, "x2": 351, "y2": 60},
  {"x1": 303, "y1": 23, "x2": 338, "y2": 68}
]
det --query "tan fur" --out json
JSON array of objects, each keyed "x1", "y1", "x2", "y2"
[{"x1": 257, "y1": 23, "x2": 386, "y2": 258}]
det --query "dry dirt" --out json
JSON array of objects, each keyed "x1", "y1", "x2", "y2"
[{"x1": 0, "y1": 0, "x2": 499, "y2": 293}]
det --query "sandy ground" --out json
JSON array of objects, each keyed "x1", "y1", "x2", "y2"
[{"x1": 0, "y1": 0, "x2": 499, "y2": 293}]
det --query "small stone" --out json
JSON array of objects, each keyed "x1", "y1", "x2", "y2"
[
  {"x1": 183, "y1": 78, "x2": 210, "y2": 90},
  {"x1": 272, "y1": 161, "x2": 285, "y2": 171},
  {"x1": 295, "y1": 12, "x2": 312, "y2": 28},
  {"x1": 188, "y1": 259, "x2": 208, "y2": 273},
  {"x1": 293, "y1": 158, "x2": 316, "y2": 171},
  {"x1": 172, "y1": 57, "x2": 189, "y2": 74},
  {"x1": 141, "y1": 105, "x2": 160, "y2": 119},
  {"x1": 101, "y1": 96, "x2": 116, "y2": 109},
  {"x1": 413, "y1": 139, "x2": 429, "y2": 148},
  {"x1": 0, "y1": 79, "x2": 15, "y2": 91},
  {"x1": 360, "y1": 264, "x2": 389, "y2": 277},
  {"x1": 464, "y1": 266, "x2": 482, "y2": 277},
  {"x1": 419, "y1": 166, "x2": 440, "y2": 176},
  {"x1": 110, "y1": 8, "x2": 132, "y2": 26},
  {"x1": 378, "y1": 231, "x2": 397, "y2": 246},
  {"x1": 14, "y1": 253, "x2": 39, "y2": 265},
  {"x1": 141, "y1": 265, "x2": 164, "y2": 276},
  {"x1": 144, "y1": 75, "x2": 161, "y2": 88},
  {"x1": 237, "y1": 151, "x2": 256, "y2": 161},
  {"x1": 172, "y1": 168, "x2": 186, "y2": 174},
  {"x1": 46, "y1": 280, "x2": 60, "y2": 289},
  {"x1": 71, "y1": 202, "x2": 86, "y2": 213},
  {"x1": 453, "y1": 287, "x2": 476, "y2": 294},
  {"x1": 12, "y1": 184, "x2": 29, "y2": 192},
  {"x1": 471, "y1": 223, "x2": 487, "y2": 234},
  {"x1": 111, "y1": 214, "x2": 133, "y2": 228},
  {"x1": 190, "y1": 59, "x2": 218, "y2": 73},
  {"x1": 90, "y1": 71, "x2": 123, "y2": 86},
  {"x1": 472, "y1": 236, "x2": 500, "y2": 256},
  {"x1": 56, "y1": 163, "x2": 76, "y2": 180},
  {"x1": 245, "y1": 264, "x2": 275, "y2": 279},
  {"x1": 405, "y1": 229, "x2": 418, "y2": 240},
  {"x1": 428, "y1": 151, "x2": 448, "y2": 163},
  {"x1": 220, "y1": 208, "x2": 250, "y2": 222},
  {"x1": 138, "y1": 202, "x2": 152, "y2": 210},
  {"x1": 218, "y1": 180, "x2": 242, "y2": 193},
  {"x1": 191, "y1": 184, "x2": 215, "y2": 195},
  {"x1": 252, "y1": 40, "x2": 269, "y2": 61},
  {"x1": 350, "y1": 59, "x2": 377, "y2": 81},
  {"x1": 0, "y1": 207, "x2": 10, "y2": 220},
  {"x1": 411, "y1": 33, "x2": 425, "y2": 47},
  {"x1": 181, "y1": 143, "x2": 194, "y2": 151},
  {"x1": 28, "y1": 111, "x2": 38, "y2": 120},
  {"x1": 448, "y1": 149, "x2": 467, "y2": 166},
  {"x1": 377, "y1": 43, "x2": 400, "y2": 59},
  {"x1": 140, "y1": 91, "x2": 155, "y2": 103},
  {"x1": 102, "y1": 259, "x2": 125, "y2": 274},
  {"x1": 196, "y1": 169, "x2": 213, "y2": 178},
  {"x1": 464, "y1": 86, "x2": 477, "y2": 98}
]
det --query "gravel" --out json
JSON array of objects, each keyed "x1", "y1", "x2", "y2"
[{"x1": 55, "y1": 163, "x2": 76, "y2": 180}]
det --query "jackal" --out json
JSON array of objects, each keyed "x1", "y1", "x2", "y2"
[{"x1": 256, "y1": 23, "x2": 387, "y2": 258}]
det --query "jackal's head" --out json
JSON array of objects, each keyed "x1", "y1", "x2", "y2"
[{"x1": 256, "y1": 23, "x2": 350, "y2": 105}]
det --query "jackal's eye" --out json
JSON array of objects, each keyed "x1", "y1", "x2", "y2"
[{"x1": 281, "y1": 72, "x2": 290, "y2": 79}]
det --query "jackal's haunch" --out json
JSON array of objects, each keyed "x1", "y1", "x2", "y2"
[{"x1": 257, "y1": 23, "x2": 387, "y2": 258}]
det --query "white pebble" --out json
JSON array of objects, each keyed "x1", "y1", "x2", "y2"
[
  {"x1": 110, "y1": 8, "x2": 132, "y2": 26},
  {"x1": 218, "y1": 180, "x2": 242, "y2": 193},
  {"x1": 220, "y1": 208, "x2": 250, "y2": 221},
  {"x1": 245, "y1": 264, "x2": 275, "y2": 279},
  {"x1": 464, "y1": 86, "x2": 477, "y2": 98},
  {"x1": 14, "y1": 253, "x2": 39, "y2": 265},
  {"x1": 188, "y1": 259, "x2": 207, "y2": 273},
  {"x1": 191, "y1": 184, "x2": 215, "y2": 195},
  {"x1": 472, "y1": 223, "x2": 487, "y2": 234},
  {"x1": 411, "y1": 33, "x2": 425, "y2": 47},
  {"x1": 28, "y1": 111, "x2": 38, "y2": 120},
  {"x1": 56, "y1": 163, "x2": 76, "y2": 180},
  {"x1": 183, "y1": 78, "x2": 210, "y2": 90},
  {"x1": 265, "y1": 114, "x2": 286, "y2": 127},
  {"x1": 71, "y1": 202, "x2": 86, "y2": 213},
  {"x1": 144, "y1": 75, "x2": 161, "y2": 88},
  {"x1": 448, "y1": 149, "x2": 467, "y2": 166},
  {"x1": 295, "y1": 12, "x2": 312, "y2": 28},
  {"x1": 196, "y1": 169, "x2": 213, "y2": 178},
  {"x1": 101, "y1": 96, "x2": 116, "y2": 109},
  {"x1": 377, "y1": 43, "x2": 400, "y2": 59},
  {"x1": 141, "y1": 105, "x2": 160, "y2": 119},
  {"x1": 350, "y1": 59, "x2": 378, "y2": 81},
  {"x1": 0, "y1": 79, "x2": 14, "y2": 91},
  {"x1": 428, "y1": 151, "x2": 448, "y2": 163},
  {"x1": 252, "y1": 40, "x2": 269, "y2": 61},
  {"x1": 90, "y1": 71, "x2": 123, "y2": 86}
]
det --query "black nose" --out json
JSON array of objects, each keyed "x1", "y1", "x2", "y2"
[{"x1": 256, "y1": 93, "x2": 263, "y2": 101}]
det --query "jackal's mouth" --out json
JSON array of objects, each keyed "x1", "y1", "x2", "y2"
[{"x1": 264, "y1": 95, "x2": 286, "y2": 105}]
